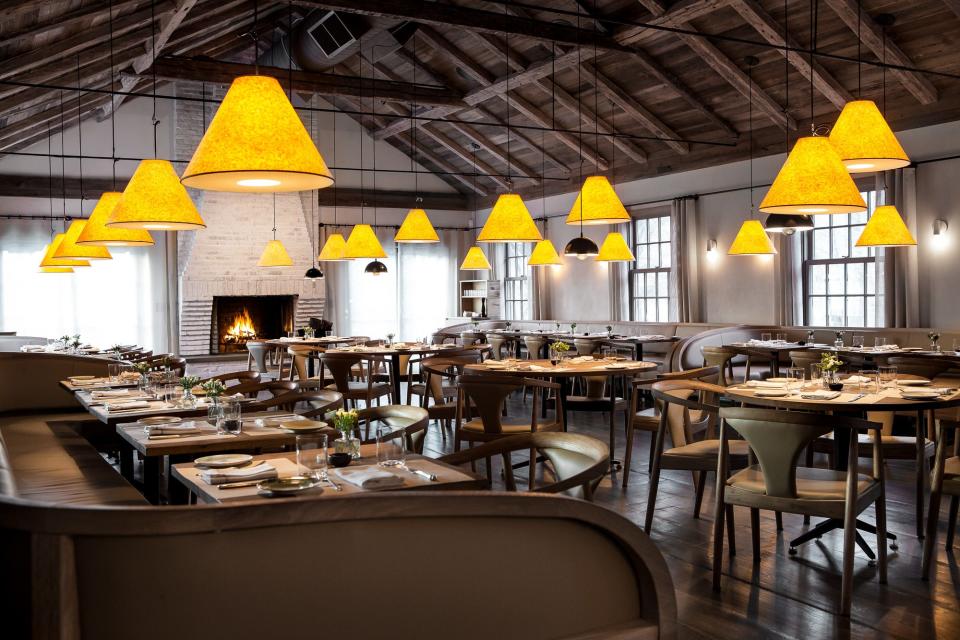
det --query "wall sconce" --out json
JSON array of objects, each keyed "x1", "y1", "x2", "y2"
[
  {"x1": 706, "y1": 239, "x2": 718, "y2": 263},
  {"x1": 933, "y1": 219, "x2": 949, "y2": 249}
]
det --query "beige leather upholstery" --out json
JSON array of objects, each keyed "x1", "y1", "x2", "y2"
[
  {"x1": 728, "y1": 465, "x2": 876, "y2": 501},
  {"x1": 0, "y1": 352, "x2": 114, "y2": 413}
]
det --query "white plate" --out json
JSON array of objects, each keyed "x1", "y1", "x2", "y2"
[
  {"x1": 139, "y1": 416, "x2": 182, "y2": 426},
  {"x1": 69, "y1": 375, "x2": 96, "y2": 381},
  {"x1": 604, "y1": 364, "x2": 628, "y2": 370},
  {"x1": 195, "y1": 454, "x2": 254, "y2": 468},
  {"x1": 900, "y1": 391, "x2": 941, "y2": 400},
  {"x1": 755, "y1": 389, "x2": 789, "y2": 397},
  {"x1": 766, "y1": 377, "x2": 791, "y2": 383},
  {"x1": 897, "y1": 379, "x2": 931, "y2": 386}
]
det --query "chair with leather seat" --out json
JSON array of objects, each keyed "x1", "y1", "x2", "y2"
[
  {"x1": 564, "y1": 373, "x2": 629, "y2": 474},
  {"x1": 420, "y1": 357, "x2": 477, "y2": 440},
  {"x1": 440, "y1": 432, "x2": 610, "y2": 501},
  {"x1": 622, "y1": 366, "x2": 720, "y2": 488},
  {"x1": 523, "y1": 335, "x2": 547, "y2": 360},
  {"x1": 201, "y1": 370, "x2": 260, "y2": 388},
  {"x1": 319, "y1": 352, "x2": 392, "y2": 409},
  {"x1": 644, "y1": 379, "x2": 749, "y2": 536},
  {"x1": 287, "y1": 345, "x2": 330, "y2": 390},
  {"x1": 454, "y1": 374, "x2": 563, "y2": 488},
  {"x1": 228, "y1": 379, "x2": 298, "y2": 399},
  {"x1": 789, "y1": 349, "x2": 826, "y2": 379},
  {"x1": 923, "y1": 419, "x2": 960, "y2": 578},
  {"x1": 357, "y1": 405, "x2": 429, "y2": 455},
  {"x1": 700, "y1": 346, "x2": 737, "y2": 387},
  {"x1": 245, "y1": 341, "x2": 271, "y2": 378},
  {"x1": 713, "y1": 407, "x2": 887, "y2": 617},
  {"x1": 247, "y1": 390, "x2": 343, "y2": 415}
]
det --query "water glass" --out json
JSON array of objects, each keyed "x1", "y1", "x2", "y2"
[
  {"x1": 858, "y1": 369, "x2": 880, "y2": 394},
  {"x1": 221, "y1": 398, "x2": 242, "y2": 435},
  {"x1": 376, "y1": 425, "x2": 405, "y2": 467},
  {"x1": 786, "y1": 367, "x2": 805, "y2": 395},
  {"x1": 810, "y1": 364, "x2": 823, "y2": 388},
  {"x1": 879, "y1": 365, "x2": 897, "y2": 388},
  {"x1": 852, "y1": 335, "x2": 865, "y2": 349},
  {"x1": 776, "y1": 333, "x2": 786, "y2": 342},
  {"x1": 761, "y1": 332, "x2": 772, "y2": 343},
  {"x1": 954, "y1": 339, "x2": 960, "y2": 354},
  {"x1": 296, "y1": 433, "x2": 328, "y2": 480},
  {"x1": 107, "y1": 362, "x2": 121, "y2": 383},
  {"x1": 875, "y1": 337, "x2": 887, "y2": 349}
]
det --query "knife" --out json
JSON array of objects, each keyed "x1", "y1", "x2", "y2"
[{"x1": 218, "y1": 479, "x2": 269, "y2": 489}]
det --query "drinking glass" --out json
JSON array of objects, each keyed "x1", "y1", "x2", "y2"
[
  {"x1": 776, "y1": 333, "x2": 786, "y2": 342},
  {"x1": 761, "y1": 332, "x2": 772, "y2": 343},
  {"x1": 874, "y1": 337, "x2": 887, "y2": 349},
  {"x1": 852, "y1": 335, "x2": 865, "y2": 349},
  {"x1": 221, "y1": 398, "x2": 242, "y2": 435},
  {"x1": 954, "y1": 339, "x2": 960, "y2": 354},
  {"x1": 858, "y1": 369, "x2": 880, "y2": 394},
  {"x1": 376, "y1": 425, "x2": 405, "y2": 467},
  {"x1": 810, "y1": 364, "x2": 823, "y2": 388},
  {"x1": 107, "y1": 363, "x2": 121, "y2": 383},
  {"x1": 296, "y1": 433, "x2": 328, "y2": 480},
  {"x1": 879, "y1": 365, "x2": 898, "y2": 389},
  {"x1": 786, "y1": 367, "x2": 805, "y2": 395},
  {"x1": 160, "y1": 384, "x2": 177, "y2": 406},
  {"x1": 286, "y1": 330, "x2": 295, "y2": 339}
]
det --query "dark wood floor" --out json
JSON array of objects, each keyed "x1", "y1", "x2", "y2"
[{"x1": 419, "y1": 395, "x2": 960, "y2": 640}]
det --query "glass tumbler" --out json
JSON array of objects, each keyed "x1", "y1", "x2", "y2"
[
  {"x1": 879, "y1": 365, "x2": 897, "y2": 389},
  {"x1": 858, "y1": 369, "x2": 880, "y2": 394},
  {"x1": 376, "y1": 425, "x2": 406, "y2": 467},
  {"x1": 296, "y1": 433, "x2": 328, "y2": 480},
  {"x1": 107, "y1": 363, "x2": 121, "y2": 383},
  {"x1": 222, "y1": 398, "x2": 242, "y2": 435}
]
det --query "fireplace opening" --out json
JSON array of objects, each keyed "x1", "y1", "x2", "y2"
[{"x1": 211, "y1": 295, "x2": 296, "y2": 353}]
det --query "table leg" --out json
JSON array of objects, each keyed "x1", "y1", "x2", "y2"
[
  {"x1": 559, "y1": 378, "x2": 569, "y2": 432},
  {"x1": 143, "y1": 456, "x2": 161, "y2": 505},
  {"x1": 607, "y1": 374, "x2": 622, "y2": 471},
  {"x1": 119, "y1": 441, "x2": 134, "y2": 482},
  {"x1": 390, "y1": 354, "x2": 402, "y2": 404},
  {"x1": 308, "y1": 354, "x2": 316, "y2": 378}
]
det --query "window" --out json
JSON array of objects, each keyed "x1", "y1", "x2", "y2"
[
  {"x1": 503, "y1": 242, "x2": 529, "y2": 320},
  {"x1": 628, "y1": 214, "x2": 673, "y2": 322},
  {"x1": 803, "y1": 190, "x2": 882, "y2": 327}
]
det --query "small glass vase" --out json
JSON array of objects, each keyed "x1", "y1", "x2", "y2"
[
  {"x1": 824, "y1": 370, "x2": 843, "y2": 391},
  {"x1": 931, "y1": 339, "x2": 941, "y2": 352},
  {"x1": 180, "y1": 388, "x2": 197, "y2": 409},
  {"x1": 335, "y1": 433, "x2": 361, "y2": 460},
  {"x1": 207, "y1": 396, "x2": 223, "y2": 428}
]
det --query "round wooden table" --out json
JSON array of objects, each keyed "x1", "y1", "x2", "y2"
[
  {"x1": 724, "y1": 377, "x2": 960, "y2": 556},
  {"x1": 465, "y1": 357, "x2": 658, "y2": 468}
]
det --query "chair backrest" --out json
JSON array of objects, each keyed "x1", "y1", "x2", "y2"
[
  {"x1": 523, "y1": 335, "x2": 546, "y2": 359},
  {"x1": 318, "y1": 352, "x2": 369, "y2": 393},
  {"x1": 650, "y1": 380, "x2": 723, "y2": 448},
  {"x1": 249, "y1": 390, "x2": 341, "y2": 414},
  {"x1": 203, "y1": 370, "x2": 260, "y2": 387},
  {"x1": 720, "y1": 406, "x2": 878, "y2": 499},
  {"x1": 245, "y1": 341, "x2": 270, "y2": 373},
  {"x1": 421, "y1": 356, "x2": 476, "y2": 404},
  {"x1": 457, "y1": 374, "x2": 527, "y2": 435},
  {"x1": 0, "y1": 493, "x2": 676, "y2": 640},
  {"x1": 700, "y1": 347, "x2": 734, "y2": 386},
  {"x1": 488, "y1": 334, "x2": 508, "y2": 360},
  {"x1": 789, "y1": 349, "x2": 825, "y2": 377},
  {"x1": 228, "y1": 380, "x2": 298, "y2": 399},
  {"x1": 297, "y1": 390, "x2": 344, "y2": 418},
  {"x1": 886, "y1": 356, "x2": 953, "y2": 380},
  {"x1": 287, "y1": 345, "x2": 319, "y2": 381},
  {"x1": 657, "y1": 365, "x2": 720, "y2": 384},
  {"x1": 358, "y1": 405, "x2": 429, "y2": 454}
]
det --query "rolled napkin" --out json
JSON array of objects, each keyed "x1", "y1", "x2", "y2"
[
  {"x1": 746, "y1": 380, "x2": 787, "y2": 389},
  {"x1": 801, "y1": 390, "x2": 841, "y2": 400},
  {"x1": 334, "y1": 466, "x2": 405, "y2": 490},
  {"x1": 106, "y1": 400, "x2": 151, "y2": 411},
  {"x1": 201, "y1": 462, "x2": 277, "y2": 485}
]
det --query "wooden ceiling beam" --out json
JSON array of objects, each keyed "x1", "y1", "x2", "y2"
[
  {"x1": 416, "y1": 124, "x2": 512, "y2": 191},
  {"x1": 0, "y1": 0, "x2": 143, "y2": 50},
  {"x1": 730, "y1": 0, "x2": 852, "y2": 110},
  {"x1": 821, "y1": 0, "x2": 937, "y2": 104},
  {"x1": 616, "y1": 0, "x2": 729, "y2": 47},
  {"x1": 943, "y1": 0, "x2": 960, "y2": 19}
]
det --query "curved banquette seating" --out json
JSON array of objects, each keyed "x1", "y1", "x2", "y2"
[
  {"x1": 0, "y1": 352, "x2": 114, "y2": 413},
  {"x1": 0, "y1": 492, "x2": 677, "y2": 639}
]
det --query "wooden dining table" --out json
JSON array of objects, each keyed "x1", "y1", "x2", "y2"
[
  {"x1": 724, "y1": 376, "x2": 960, "y2": 557},
  {"x1": 263, "y1": 336, "x2": 361, "y2": 376},
  {"x1": 172, "y1": 443, "x2": 484, "y2": 504},
  {"x1": 485, "y1": 330, "x2": 677, "y2": 361}
]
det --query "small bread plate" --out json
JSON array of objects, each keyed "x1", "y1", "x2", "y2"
[
  {"x1": 900, "y1": 389, "x2": 942, "y2": 400},
  {"x1": 257, "y1": 477, "x2": 321, "y2": 496},
  {"x1": 195, "y1": 453, "x2": 254, "y2": 468},
  {"x1": 604, "y1": 364, "x2": 628, "y2": 370},
  {"x1": 755, "y1": 389, "x2": 790, "y2": 397},
  {"x1": 277, "y1": 420, "x2": 329, "y2": 434},
  {"x1": 69, "y1": 375, "x2": 96, "y2": 381},
  {"x1": 897, "y1": 379, "x2": 931, "y2": 386}
]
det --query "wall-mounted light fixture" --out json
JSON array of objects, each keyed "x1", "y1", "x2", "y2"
[
  {"x1": 933, "y1": 219, "x2": 949, "y2": 250},
  {"x1": 706, "y1": 239, "x2": 718, "y2": 263}
]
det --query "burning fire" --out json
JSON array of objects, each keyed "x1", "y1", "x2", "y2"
[{"x1": 225, "y1": 307, "x2": 257, "y2": 343}]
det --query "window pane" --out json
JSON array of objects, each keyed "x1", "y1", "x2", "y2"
[
  {"x1": 866, "y1": 264, "x2": 875, "y2": 294},
  {"x1": 813, "y1": 229, "x2": 830, "y2": 259},
  {"x1": 658, "y1": 298, "x2": 667, "y2": 320},
  {"x1": 831, "y1": 226, "x2": 848, "y2": 259},
  {"x1": 649, "y1": 219, "x2": 659, "y2": 243},
  {"x1": 833, "y1": 214, "x2": 849, "y2": 228},
  {"x1": 660, "y1": 243, "x2": 671, "y2": 268},
  {"x1": 809, "y1": 264, "x2": 826, "y2": 295},
  {"x1": 828, "y1": 296, "x2": 845, "y2": 325},
  {"x1": 660, "y1": 215, "x2": 671, "y2": 239},
  {"x1": 810, "y1": 296, "x2": 826, "y2": 326},
  {"x1": 648, "y1": 243, "x2": 660, "y2": 268},
  {"x1": 828, "y1": 263, "x2": 845, "y2": 295},
  {"x1": 850, "y1": 210, "x2": 868, "y2": 225},
  {"x1": 646, "y1": 299, "x2": 656, "y2": 321},
  {"x1": 646, "y1": 273, "x2": 656, "y2": 297},
  {"x1": 851, "y1": 226, "x2": 868, "y2": 257},
  {"x1": 814, "y1": 214, "x2": 829, "y2": 227},
  {"x1": 847, "y1": 296, "x2": 865, "y2": 328},
  {"x1": 637, "y1": 245, "x2": 648, "y2": 269},
  {"x1": 866, "y1": 297, "x2": 876, "y2": 327},
  {"x1": 657, "y1": 271, "x2": 668, "y2": 296},
  {"x1": 848, "y1": 262, "x2": 864, "y2": 294},
  {"x1": 635, "y1": 220, "x2": 647, "y2": 244}
]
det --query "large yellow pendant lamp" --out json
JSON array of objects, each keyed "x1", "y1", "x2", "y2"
[
  {"x1": 345, "y1": 224, "x2": 387, "y2": 259},
  {"x1": 395, "y1": 207, "x2": 439, "y2": 243},
  {"x1": 258, "y1": 194, "x2": 294, "y2": 267},
  {"x1": 40, "y1": 233, "x2": 90, "y2": 268},
  {"x1": 829, "y1": 100, "x2": 909, "y2": 173},
  {"x1": 460, "y1": 246, "x2": 492, "y2": 270},
  {"x1": 181, "y1": 76, "x2": 333, "y2": 192},
  {"x1": 54, "y1": 220, "x2": 112, "y2": 260},
  {"x1": 318, "y1": 232, "x2": 351, "y2": 261},
  {"x1": 107, "y1": 159, "x2": 205, "y2": 230},
  {"x1": 855, "y1": 205, "x2": 916, "y2": 247},
  {"x1": 565, "y1": 176, "x2": 630, "y2": 226},
  {"x1": 76, "y1": 192, "x2": 154, "y2": 246},
  {"x1": 528, "y1": 239, "x2": 563, "y2": 267},
  {"x1": 759, "y1": 136, "x2": 866, "y2": 215},
  {"x1": 477, "y1": 194, "x2": 542, "y2": 242},
  {"x1": 595, "y1": 231, "x2": 635, "y2": 262}
]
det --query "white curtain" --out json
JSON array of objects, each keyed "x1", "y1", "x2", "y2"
[
  {"x1": 774, "y1": 232, "x2": 802, "y2": 326},
  {"x1": 669, "y1": 197, "x2": 700, "y2": 322},
  {"x1": 0, "y1": 220, "x2": 172, "y2": 351},
  {"x1": 876, "y1": 168, "x2": 919, "y2": 328},
  {"x1": 398, "y1": 228, "x2": 467, "y2": 341},
  {"x1": 608, "y1": 221, "x2": 629, "y2": 321}
]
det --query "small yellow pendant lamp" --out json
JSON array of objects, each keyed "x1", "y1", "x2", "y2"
[
  {"x1": 53, "y1": 220, "x2": 112, "y2": 260},
  {"x1": 566, "y1": 176, "x2": 631, "y2": 226},
  {"x1": 395, "y1": 208, "x2": 439, "y2": 243},
  {"x1": 595, "y1": 231, "x2": 635, "y2": 262},
  {"x1": 855, "y1": 205, "x2": 916, "y2": 247},
  {"x1": 76, "y1": 193, "x2": 154, "y2": 246},
  {"x1": 40, "y1": 234, "x2": 90, "y2": 268},
  {"x1": 107, "y1": 160, "x2": 205, "y2": 230},
  {"x1": 477, "y1": 194, "x2": 542, "y2": 243},
  {"x1": 829, "y1": 99, "x2": 909, "y2": 173},
  {"x1": 528, "y1": 239, "x2": 563, "y2": 267},
  {"x1": 729, "y1": 220, "x2": 778, "y2": 255},
  {"x1": 318, "y1": 233, "x2": 352, "y2": 261},
  {"x1": 460, "y1": 246, "x2": 492, "y2": 270},
  {"x1": 345, "y1": 224, "x2": 387, "y2": 259},
  {"x1": 258, "y1": 239, "x2": 293, "y2": 267}
]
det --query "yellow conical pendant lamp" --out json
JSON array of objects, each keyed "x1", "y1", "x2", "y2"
[
  {"x1": 318, "y1": 233, "x2": 352, "y2": 261},
  {"x1": 76, "y1": 193, "x2": 154, "y2": 246},
  {"x1": 107, "y1": 160, "x2": 205, "y2": 230},
  {"x1": 855, "y1": 205, "x2": 916, "y2": 247},
  {"x1": 345, "y1": 224, "x2": 387, "y2": 259},
  {"x1": 829, "y1": 100, "x2": 910, "y2": 173},
  {"x1": 528, "y1": 239, "x2": 563, "y2": 267},
  {"x1": 40, "y1": 234, "x2": 90, "y2": 268},
  {"x1": 565, "y1": 176, "x2": 631, "y2": 226},
  {"x1": 595, "y1": 231, "x2": 635, "y2": 262},
  {"x1": 759, "y1": 136, "x2": 866, "y2": 215},
  {"x1": 53, "y1": 220, "x2": 112, "y2": 260},
  {"x1": 40, "y1": 266, "x2": 74, "y2": 273},
  {"x1": 460, "y1": 246, "x2": 492, "y2": 270},
  {"x1": 181, "y1": 76, "x2": 333, "y2": 192},
  {"x1": 729, "y1": 220, "x2": 777, "y2": 255},
  {"x1": 395, "y1": 208, "x2": 439, "y2": 243},
  {"x1": 258, "y1": 239, "x2": 293, "y2": 267},
  {"x1": 477, "y1": 194, "x2": 542, "y2": 242}
]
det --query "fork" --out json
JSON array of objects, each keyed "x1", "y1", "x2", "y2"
[{"x1": 847, "y1": 393, "x2": 865, "y2": 402}]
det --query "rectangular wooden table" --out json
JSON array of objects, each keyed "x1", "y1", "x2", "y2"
[
  {"x1": 116, "y1": 412, "x2": 307, "y2": 504},
  {"x1": 172, "y1": 444, "x2": 484, "y2": 503}
]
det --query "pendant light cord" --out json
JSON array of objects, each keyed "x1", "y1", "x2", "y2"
[
  {"x1": 272, "y1": 193, "x2": 277, "y2": 240},
  {"x1": 808, "y1": 0, "x2": 819, "y2": 132},
  {"x1": 48, "y1": 125, "x2": 54, "y2": 238},
  {"x1": 784, "y1": 0, "x2": 789, "y2": 152},
  {"x1": 108, "y1": 0, "x2": 117, "y2": 190},
  {"x1": 748, "y1": 61, "x2": 754, "y2": 218},
  {"x1": 252, "y1": 0, "x2": 259, "y2": 75},
  {"x1": 576, "y1": 4, "x2": 584, "y2": 240},
  {"x1": 504, "y1": 2, "x2": 511, "y2": 189},
  {"x1": 412, "y1": 31, "x2": 418, "y2": 199},
  {"x1": 59, "y1": 92, "x2": 68, "y2": 230},
  {"x1": 856, "y1": 0, "x2": 862, "y2": 98},
  {"x1": 150, "y1": 0, "x2": 158, "y2": 159},
  {"x1": 76, "y1": 55, "x2": 84, "y2": 207}
]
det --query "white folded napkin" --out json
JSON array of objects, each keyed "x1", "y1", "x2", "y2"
[
  {"x1": 334, "y1": 466, "x2": 404, "y2": 490},
  {"x1": 201, "y1": 462, "x2": 277, "y2": 485},
  {"x1": 746, "y1": 380, "x2": 787, "y2": 389},
  {"x1": 843, "y1": 375, "x2": 871, "y2": 384},
  {"x1": 145, "y1": 424, "x2": 209, "y2": 435},
  {"x1": 106, "y1": 400, "x2": 151, "y2": 411},
  {"x1": 801, "y1": 390, "x2": 841, "y2": 400},
  {"x1": 20, "y1": 345, "x2": 46, "y2": 352},
  {"x1": 92, "y1": 389, "x2": 136, "y2": 399}
]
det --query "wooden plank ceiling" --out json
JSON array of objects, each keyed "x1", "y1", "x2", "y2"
[{"x1": 0, "y1": 0, "x2": 958, "y2": 205}]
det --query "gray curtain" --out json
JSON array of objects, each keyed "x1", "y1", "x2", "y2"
[
  {"x1": 670, "y1": 197, "x2": 700, "y2": 322},
  {"x1": 165, "y1": 232, "x2": 180, "y2": 353},
  {"x1": 876, "y1": 168, "x2": 919, "y2": 327},
  {"x1": 319, "y1": 225, "x2": 348, "y2": 335},
  {"x1": 773, "y1": 232, "x2": 801, "y2": 326},
  {"x1": 530, "y1": 219, "x2": 552, "y2": 320},
  {"x1": 607, "y1": 221, "x2": 629, "y2": 321}
]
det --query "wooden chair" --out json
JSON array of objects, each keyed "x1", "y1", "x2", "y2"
[
  {"x1": 286, "y1": 345, "x2": 331, "y2": 390},
  {"x1": 455, "y1": 374, "x2": 564, "y2": 488},
  {"x1": 248, "y1": 390, "x2": 342, "y2": 415},
  {"x1": 227, "y1": 380, "x2": 298, "y2": 399},
  {"x1": 245, "y1": 341, "x2": 271, "y2": 378},
  {"x1": 319, "y1": 352, "x2": 392, "y2": 409},
  {"x1": 440, "y1": 432, "x2": 610, "y2": 501},
  {"x1": 406, "y1": 349, "x2": 481, "y2": 406},
  {"x1": 789, "y1": 349, "x2": 826, "y2": 378},
  {"x1": 713, "y1": 407, "x2": 887, "y2": 617},
  {"x1": 564, "y1": 373, "x2": 630, "y2": 473},
  {"x1": 644, "y1": 379, "x2": 750, "y2": 535},
  {"x1": 923, "y1": 419, "x2": 960, "y2": 578},
  {"x1": 201, "y1": 371, "x2": 260, "y2": 387},
  {"x1": 523, "y1": 335, "x2": 547, "y2": 360},
  {"x1": 488, "y1": 333, "x2": 511, "y2": 360},
  {"x1": 357, "y1": 405, "x2": 429, "y2": 455},
  {"x1": 623, "y1": 366, "x2": 720, "y2": 488},
  {"x1": 419, "y1": 357, "x2": 480, "y2": 439},
  {"x1": 700, "y1": 346, "x2": 737, "y2": 387}
]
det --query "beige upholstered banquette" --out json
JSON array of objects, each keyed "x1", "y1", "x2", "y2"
[{"x1": 0, "y1": 352, "x2": 113, "y2": 413}]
